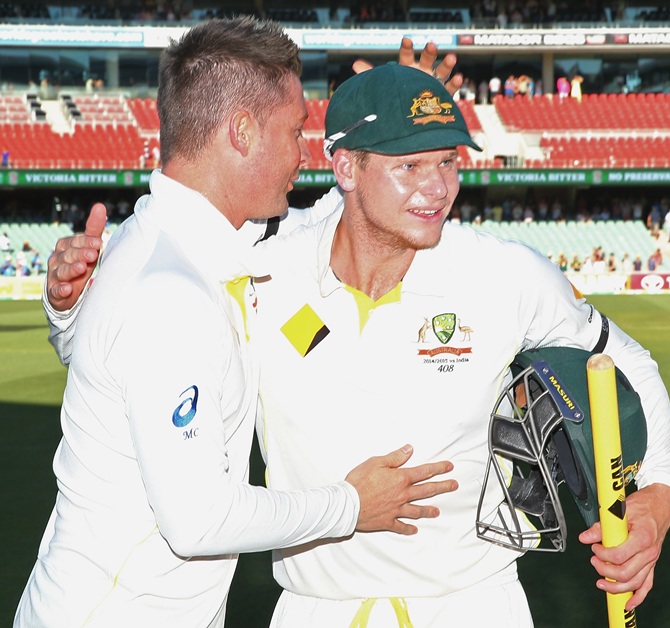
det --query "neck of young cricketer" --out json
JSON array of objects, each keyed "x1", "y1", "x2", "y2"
[
  {"x1": 330, "y1": 209, "x2": 416, "y2": 302},
  {"x1": 162, "y1": 141, "x2": 249, "y2": 230}
]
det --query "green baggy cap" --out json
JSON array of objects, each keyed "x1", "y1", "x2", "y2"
[{"x1": 324, "y1": 63, "x2": 482, "y2": 159}]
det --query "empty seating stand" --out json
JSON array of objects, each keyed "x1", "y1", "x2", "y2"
[
  {"x1": 1, "y1": 92, "x2": 163, "y2": 169},
  {"x1": 0, "y1": 95, "x2": 33, "y2": 124},
  {"x1": 540, "y1": 136, "x2": 670, "y2": 168},
  {"x1": 6, "y1": 91, "x2": 667, "y2": 172},
  {"x1": 472, "y1": 220, "x2": 665, "y2": 269},
  {"x1": 127, "y1": 97, "x2": 160, "y2": 133},
  {"x1": 495, "y1": 92, "x2": 670, "y2": 169},
  {"x1": 496, "y1": 93, "x2": 670, "y2": 132},
  {"x1": 1, "y1": 122, "x2": 148, "y2": 169},
  {"x1": 70, "y1": 94, "x2": 132, "y2": 125}
]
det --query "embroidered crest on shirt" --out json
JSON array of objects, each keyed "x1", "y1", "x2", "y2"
[
  {"x1": 281, "y1": 304, "x2": 330, "y2": 357},
  {"x1": 415, "y1": 313, "x2": 473, "y2": 361}
]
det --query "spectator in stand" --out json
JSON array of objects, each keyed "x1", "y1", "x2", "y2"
[
  {"x1": 633, "y1": 255, "x2": 643, "y2": 271},
  {"x1": 648, "y1": 248, "x2": 664, "y2": 271},
  {"x1": 516, "y1": 75, "x2": 531, "y2": 98},
  {"x1": 488, "y1": 75, "x2": 501, "y2": 101},
  {"x1": 502, "y1": 198, "x2": 514, "y2": 220},
  {"x1": 527, "y1": 76, "x2": 535, "y2": 100},
  {"x1": 31, "y1": 250, "x2": 44, "y2": 274},
  {"x1": 575, "y1": 206, "x2": 589, "y2": 222},
  {"x1": 1, "y1": 254, "x2": 15, "y2": 276},
  {"x1": 117, "y1": 197, "x2": 131, "y2": 220},
  {"x1": 534, "y1": 78, "x2": 543, "y2": 97},
  {"x1": 664, "y1": 206, "x2": 670, "y2": 237},
  {"x1": 550, "y1": 199, "x2": 564, "y2": 221},
  {"x1": 618, "y1": 198, "x2": 632, "y2": 221},
  {"x1": 478, "y1": 79, "x2": 489, "y2": 104},
  {"x1": 557, "y1": 253, "x2": 569, "y2": 272},
  {"x1": 504, "y1": 75, "x2": 517, "y2": 98},
  {"x1": 647, "y1": 203, "x2": 662, "y2": 238},
  {"x1": 607, "y1": 252, "x2": 617, "y2": 272},
  {"x1": 582, "y1": 255, "x2": 593, "y2": 274},
  {"x1": 15, "y1": 251, "x2": 31, "y2": 276},
  {"x1": 593, "y1": 250, "x2": 606, "y2": 274},
  {"x1": 458, "y1": 79, "x2": 472, "y2": 102},
  {"x1": 570, "y1": 74, "x2": 584, "y2": 103},
  {"x1": 1, "y1": 147, "x2": 9, "y2": 167},
  {"x1": 0, "y1": 231, "x2": 11, "y2": 253},
  {"x1": 570, "y1": 254, "x2": 582, "y2": 272},
  {"x1": 621, "y1": 252, "x2": 633, "y2": 274},
  {"x1": 556, "y1": 76, "x2": 570, "y2": 100},
  {"x1": 481, "y1": 0, "x2": 496, "y2": 18},
  {"x1": 460, "y1": 199, "x2": 475, "y2": 223},
  {"x1": 466, "y1": 78, "x2": 477, "y2": 103},
  {"x1": 509, "y1": 5, "x2": 523, "y2": 23}
]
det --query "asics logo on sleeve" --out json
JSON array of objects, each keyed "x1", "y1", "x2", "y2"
[{"x1": 172, "y1": 385, "x2": 199, "y2": 428}]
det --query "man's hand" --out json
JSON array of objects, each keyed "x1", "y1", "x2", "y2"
[
  {"x1": 346, "y1": 444, "x2": 458, "y2": 535},
  {"x1": 578, "y1": 483, "x2": 670, "y2": 610},
  {"x1": 353, "y1": 37, "x2": 462, "y2": 97},
  {"x1": 47, "y1": 203, "x2": 107, "y2": 311}
]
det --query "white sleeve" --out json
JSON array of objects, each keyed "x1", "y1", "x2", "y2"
[
  {"x1": 109, "y1": 277, "x2": 358, "y2": 556},
  {"x1": 599, "y1": 319, "x2": 670, "y2": 489},
  {"x1": 515, "y1": 247, "x2": 670, "y2": 490},
  {"x1": 42, "y1": 280, "x2": 90, "y2": 366},
  {"x1": 41, "y1": 186, "x2": 342, "y2": 363},
  {"x1": 274, "y1": 186, "x2": 344, "y2": 236}
]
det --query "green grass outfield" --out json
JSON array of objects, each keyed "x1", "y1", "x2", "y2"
[{"x1": 2, "y1": 296, "x2": 669, "y2": 627}]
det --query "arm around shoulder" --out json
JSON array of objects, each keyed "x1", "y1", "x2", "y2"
[{"x1": 43, "y1": 279, "x2": 90, "y2": 366}]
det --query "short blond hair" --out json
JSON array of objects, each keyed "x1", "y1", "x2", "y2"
[{"x1": 157, "y1": 16, "x2": 301, "y2": 165}]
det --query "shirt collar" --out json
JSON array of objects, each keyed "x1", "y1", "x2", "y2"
[
  {"x1": 314, "y1": 205, "x2": 447, "y2": 298},
  {"x1": 140, "y1": 170, "x2": 258, "y2": 283},
  {"x1": 315, "y1": 206, "x2": 345, "y2": 297}
]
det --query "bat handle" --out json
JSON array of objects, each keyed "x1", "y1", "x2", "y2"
[{"x1": 586, "y1": 354, "x2": 637, "y2": 628}]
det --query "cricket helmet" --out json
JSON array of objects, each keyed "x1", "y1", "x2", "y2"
[{"x1": 476, "y1": 347, "x2": 647, "y2": 552}]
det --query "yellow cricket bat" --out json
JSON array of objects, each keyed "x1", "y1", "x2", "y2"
[{"x1": 586, "y1": 354, "x2": 637, "y2": 628}]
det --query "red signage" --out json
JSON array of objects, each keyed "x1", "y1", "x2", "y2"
[{"x1": 628, "y1": 272, "x2": 670, "y2": 292}]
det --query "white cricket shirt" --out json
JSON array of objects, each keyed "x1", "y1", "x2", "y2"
[
  {"x1": 16, "y1": 172, "x2": 357, "y2": 628},
  {"x1": 255, "y1": 208, "x2": 670, "y2": 601}
]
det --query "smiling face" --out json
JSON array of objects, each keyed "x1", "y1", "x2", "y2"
[
  {"x1": 248, "y1": 75, "x2": 310, "y2": 221},
  {"x1": 340, "y1": 148, "x2": 460, "y2": 253}
]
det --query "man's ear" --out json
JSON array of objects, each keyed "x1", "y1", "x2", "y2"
[
  {"x1": 331, "y1": 150, "x2": 357, "y2": 192},
  {"x1": 229, "y1": 110, "x2": 255, "y2": 156}
]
